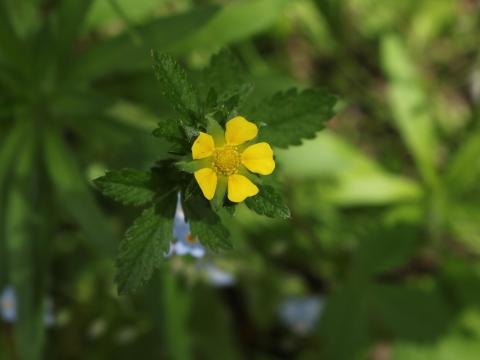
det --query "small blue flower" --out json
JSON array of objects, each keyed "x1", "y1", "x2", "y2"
[
  {"x1": 0, "y1": 286, "x2": 55, "y2": 326},
  {"x1": 0, "y1": 286, "x2": 17, "y2": 323},
  {"x1": 278, "y1": 295, "x2": 324, "y2": 335},
  {"x1": 168, "y1": 195, "x2": 205, "y2": 258},
  {"x1": 202, "y1": 263, "x2": 235, "y2": 287}
]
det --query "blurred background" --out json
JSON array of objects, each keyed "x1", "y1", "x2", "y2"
[{"x1": 1, "y1": 0, "x2": 480, "y2": 359}]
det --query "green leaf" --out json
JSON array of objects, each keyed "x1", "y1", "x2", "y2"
[
  {"x1": 5, "y1": 130, "x2": 46, "y2": 360},
  {"x1": 445, "y1": 126, "x2": 480, "y2": 195},
  {"x1": 183, "y1": 196, "x2": 232, "y2": 252},
  {"x1": 245, "y1": 185, "x2": 290, "y2": 219},
  {"x1": 43, "y1": 128, "x2": 116, "y2": 256},
  {"x1": 94, "y1": 169, "x2": 155, "y2": 206},
  {"x1": 202, "y1": 49, "x2": 249, "y2": 95},
  {"x1": 381, "y1": 34, "x2": 439, "y2": 187},
  {"x1": 70, "y1": 6, "x2": 218, "y2": 81},
  {"x1": 54, "y1": 0, "x2": 94, "y2": 58},
  {"x1": 354, "y1": 224, "x2": 420, "y2": 276},
  {"x1": 320, "y1": 284, "x2": 372, "y2": 360},
  {"x1": 178, "y1": 0, "x2": 290, "y2": 51},
  {"x1": 374, "y1": 284, "x2": 451, "y2": 342},
  {"x1": 246, "y1": 88, "x2": 336, "y2": 148},
  {"x1": 152, "y1": 118, "x2": 185, "y2": 144},
  {"x1": 0, "y1": 123, "x2": 26, "y2": 287},
  {"x1": 152, "y1": 51, "x2": 200, "y2": 122},
  {"x1": 0, "y1": 1, "x2": 27, "y2": 71},
  {"x1": 116, "y1": 197, "x2": 176, "y2": 294},
  {"x1": 276, "y1": 132, "x2": 422, "y2": 206}
]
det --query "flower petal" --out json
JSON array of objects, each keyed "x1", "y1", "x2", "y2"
[
  {"x1": 194, "y1": 168, "x2": 217, "y2": 200},
  {"x1": 241, "y1": 142, "x2": 275, "y2": 175},
  {"x1": 225, "y1": 116, "x2": 258, "y2": 145},
  {"x1": 192, "y1": 132, "x2": 215, "y2": 159},
  {"x1": 227, "y1": 174, "x2": 259, "y2": 203}
]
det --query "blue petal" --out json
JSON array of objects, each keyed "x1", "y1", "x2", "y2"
[
  {"x1": 174, "y1": 240, "x2": 192, "y2": 255},
  {"x1": 173, "y1": 194, "x2": 191, "y2": 242},
  {"x1": 0, "y1": 286, "x2": 17, "y2": 323},
  {"x1": 278, "y1": 295, "x2": 325, "y2": 335},
  {"x1": 204, "y1": 264, "x2": 235, "y2": 286},
  {"x1": 190, "y1": 244, "x2": 206, "y2": 258}
]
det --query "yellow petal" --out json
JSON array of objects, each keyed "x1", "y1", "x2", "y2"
[
  {"x1": 241, "y1": 142, "x2": 275, "y2": 175},
  {"x1": 194, "y1": 168, "x2": 217, "y2": 200},
  {"x1": 192, "y1": 132, "x2": 215, "y2": 159},
  {"x1": 225, "y1": 116, "x2": 258, "y2": 145},
  {"x1": 227, "y1": 174, "x2": 259, "y2": 203}
]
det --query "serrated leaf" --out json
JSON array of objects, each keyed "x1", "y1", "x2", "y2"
[
  {"x1": 183, "y1": 196, "x2": 232, "y2": 252},
  {"x1": 203, "y1": 49, "x2": 249, "y2": 94},
  {"x1": 152, "y1": 118, "x2": 185, "y2": 144},
  {"x1": 245, "y1": 185, "x2": 290, "y2": 219},
  {"x1": 116, "y1": 195, "x2": 176, "y2": 294},
  {"x1": 245, "y1": 88, "x2": 336, "y2": 148},
  {"x1": 202, "y1": 50, "x2": 253, "y2": 116},
  {"x1": 152, "y1": 51, "x2": 200, "y2": 122},
  {"x1": 94, "y1": 169, "x2": 155, "y2": 206}
]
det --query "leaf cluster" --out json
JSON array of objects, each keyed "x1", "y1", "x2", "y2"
[{"x1": 95, "y1": 49, "x2": 336, "y2": 294}]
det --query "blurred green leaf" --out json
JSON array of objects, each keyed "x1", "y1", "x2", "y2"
[
  {"x1": 320, "y1": 284, "x2": 371, "y2": 360},
  {"x1": 5, "y1": 131, "x2": 46, "y2": 360},
  {"x1": 147, "y1": 271, "x2": 193, "y2": 360},
  {"x1": 43, "y1": 128, "x2": 115, "y2": 256},
  {"x1": 0, "y1": 0, "x2": 27, "y2": 71},
  {"x1": 54, "y1": 0, "x2": 94, "y2": 58},
  {"x1": 381, "y1": 34, "x2": 439, "y2": 187},
  {"x1": 445, "y1": 125, "x2": 480, "y2": 195},
  {"x1": 94, "y1": 169, "x2": 155, "y2": 206},
  {"x1": 355, "y1": 224, "x2": 420, "y2": 276},
  {"x1": 277, "y1": 132, "x2": 422, "y2": 206},
  {"x1": 85, "y1": 0, "x2": 163, "y2": 31},
  {"x1": 375, "y1": 284, "x2": 451, "y2": 342},
  {"x1": 245, "y1": 185, "x2": 291, "y2": 219},
  {"x1": 246, "y1": 88, "x2": 336, "y2": 148},
  {"x1": 71, "y1": 6, "x2": 218, "y2": 81},
  {"x1": 179, "y1": 0, "x2": 290, "y2": 51},
  {"x1": 116, "y1": 201, "x2": 175, "y2": 295},
  {"x1": 0, "y1": 122, "x2": 27, "y2": 287},
  {"x1": 392, "y1": 309, "x2": 480, "y2": 360}
]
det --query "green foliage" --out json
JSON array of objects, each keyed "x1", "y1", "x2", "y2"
[
  {"x1": 71, "y1": 6, "x2": 218, "y2": 80},
  {"x1": 94, "y1": 169, "x2": 155, "y2": 206},
  {"x1": 183, "y1": 196, "x2": 232, "y2": 252},
  {"x1": 44, "y1": 128, "x2": 116, "y2": 256},
  {"x1": 116, "y1": 201, "x2": 176, "y2": 295},
  {"x1": 100, "y1": 46, "x2": 334, "y2": 294},
  {"x1": 245, "y1": 185, "x2": 291, "y2": 219},
  {"x1": 5, "y1": 1, "x2": 480, "y2": 359},
  {"x1": 246, "y1": 88, "x2": 337, "y2": 148},
  {"x1": 152, "y1": 51, "x2": 201, "y2": 122}
]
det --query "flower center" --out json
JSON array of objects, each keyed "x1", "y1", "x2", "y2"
[
  {"x1": 212, "y1": 146, "x2": 241, "y2": 176},
  {"x1": 186, "y1": 233, "x2": 196, "y2": 244}
]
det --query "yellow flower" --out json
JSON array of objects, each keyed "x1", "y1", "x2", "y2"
[{"x1": 191, "y1": 116, "x2": 275, "y2": 203}]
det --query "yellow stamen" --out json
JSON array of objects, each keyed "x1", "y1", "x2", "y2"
[{"x1": 212, "y1": 145, "x2": 241, "y2": 176}]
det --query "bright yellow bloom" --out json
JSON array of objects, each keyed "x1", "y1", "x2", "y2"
[{"x1": 192, "y1": 116, "x2": 275, "y2": 203}]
